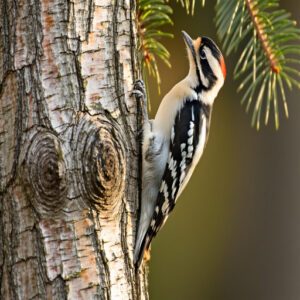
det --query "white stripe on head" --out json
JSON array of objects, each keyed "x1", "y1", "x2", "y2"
[
  {"x1": 198, "y1": 46, "x2": 224, "y2": 106},
  {"x1": 203, "y1": 47, "x2": 224, "y2": 81},
  {"x1": 195, "y1": 51, "x2": 209, "y2": 88}
]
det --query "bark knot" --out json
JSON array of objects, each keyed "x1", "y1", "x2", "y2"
[
  {"x1": 77, "y1": 116, "x2": 127, "y2": 212},
  {"x1": 24, "y1": 131, "x2": 67, "y2": 214}
]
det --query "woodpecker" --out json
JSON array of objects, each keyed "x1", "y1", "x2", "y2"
[{"x1": 133, "y1": 31, "x2": 226, "y2": 268}]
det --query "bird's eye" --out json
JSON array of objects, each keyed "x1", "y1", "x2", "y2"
[{"x1": 199, "y1": 48, "x2": 206, "y2": 60}]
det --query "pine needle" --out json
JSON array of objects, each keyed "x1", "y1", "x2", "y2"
[
  {"x1": 137, "y1": 0, "x2": 174, "y2": 92},
  {"x1": 216, "y1": 0, "x2": 300, "y2": 129}
]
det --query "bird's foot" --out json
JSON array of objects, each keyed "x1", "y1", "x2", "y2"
[{"x1": 132, "y1": 79, "x2": 146, "y2": 101}]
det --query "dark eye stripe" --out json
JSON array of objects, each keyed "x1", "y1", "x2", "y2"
[
  {"x1": 195, "y1": 38, "x2": 220, "y2": 92},
  {"x1": 199, "y1": 47, "x2": 206, "y2": 59},
  {"x1": 201, "y1": 37, "x2": 221, "y2": 60},
  {"x1": 200, "y1": 57, "x2": 217, "y2": 89}
]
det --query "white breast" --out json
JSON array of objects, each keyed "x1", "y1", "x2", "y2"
[{"x1": 154, "y1": 78, "x2": 198, "y2": 137}]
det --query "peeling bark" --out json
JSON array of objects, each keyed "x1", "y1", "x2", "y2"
[{"x1": 0, "y1": 0, "x2": 148, "y2": 299}]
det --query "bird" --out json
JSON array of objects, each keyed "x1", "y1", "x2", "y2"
[{"x1": 133, "y1": 31, "x2": 226, "y2": 268}]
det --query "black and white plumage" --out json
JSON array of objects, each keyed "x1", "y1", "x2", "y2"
[{"x1": 134, "y1": 31, "x2": 226, "y2": 267}]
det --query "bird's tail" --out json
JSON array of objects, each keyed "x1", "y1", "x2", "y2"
[{"x1": 134, "y1": 232, "x2": 150, "y2": 268}]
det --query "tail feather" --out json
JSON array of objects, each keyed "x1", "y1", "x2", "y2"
[
  {"x1": 134, "y1": 233, "x2": 150, "y2": 268},
  {"x1": 134, "y1": 182, "x2": 160, "y2": 267}
]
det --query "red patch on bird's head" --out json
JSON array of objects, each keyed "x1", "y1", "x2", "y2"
[{"x1": 220, "y1": 56, "x2": 226, "y2": 79}]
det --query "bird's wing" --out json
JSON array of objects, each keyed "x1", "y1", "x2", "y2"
[{"x1": 135, "y1": 98, "x2": 209, "y2": 267}]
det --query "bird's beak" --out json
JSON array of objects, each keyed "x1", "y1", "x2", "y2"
[
  {"x1": 182, "y1": 31, "x2": 194, "y2": 53},
  {"x1": 182, "y1": 31, "x2": 198, "y2": 69}
]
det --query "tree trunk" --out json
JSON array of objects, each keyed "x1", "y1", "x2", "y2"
[{"x1": 0, "y1": 0, "x2": 148, "y2": 299}]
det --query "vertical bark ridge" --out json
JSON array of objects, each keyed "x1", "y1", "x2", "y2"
[
  {"x1": 111, "y1": 2, "x2": 138, "y2": 299},
  {"x1": 0, "y1": 0, "x2": 148, "y2": 298}
]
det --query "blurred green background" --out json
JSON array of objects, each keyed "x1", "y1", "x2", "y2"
[{"x1": 147, "y1": 1, "x2": 300, "y2": 300}]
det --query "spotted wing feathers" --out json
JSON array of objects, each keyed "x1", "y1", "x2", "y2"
[{"x1": 135, "y1": 99, "x2": 207, "y2": 267}]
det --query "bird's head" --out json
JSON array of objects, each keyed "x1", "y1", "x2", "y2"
[{"x1": 182, "y1": 31, "x2": 226, "y2": 95}]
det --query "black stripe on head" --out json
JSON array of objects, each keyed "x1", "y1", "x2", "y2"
[
  {"x1": 196, "y1": 37, "x2": 221, "y2": 91},
  {"x1": 201, "y1": 36, "x2": 222, "y2": 60},
  {"x1": 200, "y1": 57, "x2": 217, "y2": 89}
]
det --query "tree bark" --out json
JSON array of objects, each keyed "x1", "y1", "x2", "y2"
[{"x1": 0, "y1": 0, "x2": 148, "y2": 299}]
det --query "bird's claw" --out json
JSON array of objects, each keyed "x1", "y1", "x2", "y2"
[
  {"x1": 132, "y1": 79, "x2": 148, "y2": 123},
  {"x1": 132, "y1": 79, "x2": 146, "y2": 100}
]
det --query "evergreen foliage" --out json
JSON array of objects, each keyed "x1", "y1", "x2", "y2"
[
  {"x1": 137, "y1": 0, "x2": 173, "y2": 92},
  {"x1": 137, "y1": 0, "x2": 300, "y2": 129},
  {"x1": 216, "y1": 0, "x2": 300, "y2": 129}
]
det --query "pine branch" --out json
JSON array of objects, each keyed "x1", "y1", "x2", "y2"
[
  {"x1": 173, "y1": 0, "x2": 205, "y2": 15},
  {"x1": 216, "y1": 0, "x2": 300, "y2": 129},
  {"x1": 245, "y1": 0, "x2": 280, "y2": 73},
  {"x1": 137, "y1": 0, "x2": 300, "y2": 129},
  {"x1": 137, "y1": 0, "x2": 174, "y2": 92}
]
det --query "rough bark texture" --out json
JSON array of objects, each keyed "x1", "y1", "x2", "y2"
[{"x1": 0, "y1": 0, "x2": 148, "y2": 299}]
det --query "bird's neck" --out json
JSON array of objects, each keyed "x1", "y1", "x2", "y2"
[
  {"x1": 186, "y1": 67, "x2": 206, "y2": 94},
  {"x1": 186, "y1": 68, "x2": 223, "y2": 106}
]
